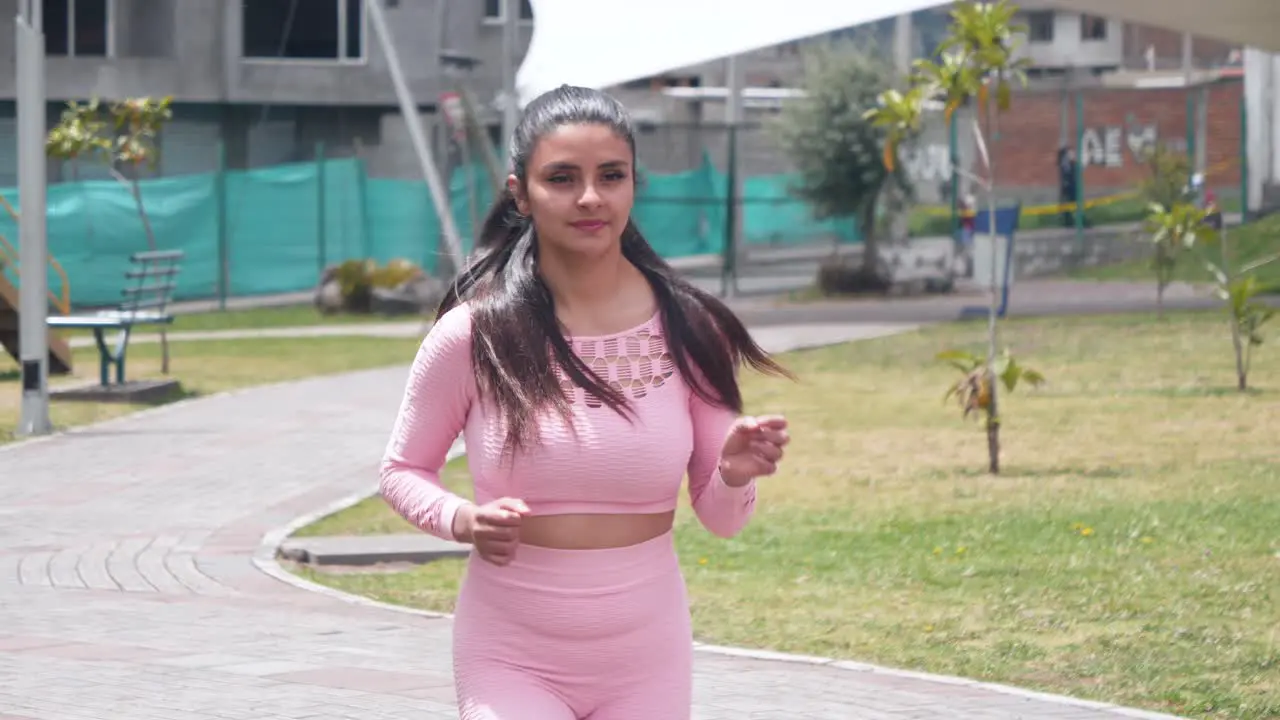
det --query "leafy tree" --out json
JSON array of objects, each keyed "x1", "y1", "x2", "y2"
[
  {"x1": 866, "y1": 0, "x2": 1033, "y2": 474},
  {"x1": 1146, "y1": 200, "x2": 1280, "y2": 390},
  {"x1": 772, "y1": 38, "x2": 913, "y2": 283},
  {"x1": 1136, "y1": 146, "x2": 1194, "y2": 317},
  {"x1": 46, "y1": 97, "x2": 174, "y2": 252}
]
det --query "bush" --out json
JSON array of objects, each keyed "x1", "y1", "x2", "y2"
[{"x1": 323, "y1": 258, "x2": 426, "y2": 314}]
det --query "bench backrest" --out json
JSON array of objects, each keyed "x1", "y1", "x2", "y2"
[{"x1": 119, "y1": 250, "x2": 184, "y2": 320}]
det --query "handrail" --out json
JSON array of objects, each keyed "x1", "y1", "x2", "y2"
[{"x1": 0, "y1": 195, "x2": 72, "y2": 315}]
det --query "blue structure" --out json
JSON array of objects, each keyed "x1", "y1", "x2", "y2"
[{"x1": 960, "y1": 202, "x2": 1022, "y2": 320}]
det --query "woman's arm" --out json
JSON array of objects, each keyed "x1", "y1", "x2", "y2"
[
  {"x1": 686, "y1": 380, "x2": 756, "y2": 539},
  {"x1": 379, "y1": 305, "x2": 475, "y2": 542}
]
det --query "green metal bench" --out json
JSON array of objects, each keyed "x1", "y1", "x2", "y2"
[{"x1": 47, "y1": 250, "x2": 184, "y2": 387}]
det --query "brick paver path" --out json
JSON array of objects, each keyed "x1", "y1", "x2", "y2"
[{"x1": 0, "y1": 324, "x2": 1182, "y2": 719}]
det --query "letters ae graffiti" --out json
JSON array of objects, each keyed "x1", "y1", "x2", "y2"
[{"x1": 1079, "y1": 123, "x2": 1185, "y2": 168}]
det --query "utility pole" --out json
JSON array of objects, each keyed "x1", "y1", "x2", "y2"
[
  {"x1": 365, "y1": 0, "x2": 465, "y2": 273},
  {"x1": 721, "y1": 55, "x2": 744, "y2": 299},
  {"x1": 16, "y1": 0, "x2": 51, "y2": 437},
  {"x1": 499, "y1": 0, "x2": 521, "y2": 170}
]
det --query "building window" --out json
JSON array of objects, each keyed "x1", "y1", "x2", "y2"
[
  {"x1": 1080, "y1": 14, "x2": 1107, "y2": 41},
  {"x1": 242, "y1": 0, "x2": 365, "y2": 61},
  {"x1": 43, "y1": 0, "x2": 112, "y2": 57},
  {"x1": 1026, "y1": 11, "x2": 1054, "y2": 43},
  {"x1": 484, "y1": 0, "x2": 534, "y2": 23}
]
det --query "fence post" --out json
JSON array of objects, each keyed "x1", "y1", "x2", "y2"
[
  {"x1": 316, "y1": 142, "x2": 327, "y2": 274},
  {"x1": 720, "y1": 124, "x2": 739, "y2": 298},
  {"x1": 1240, "y1": 91, "x2": 1249, "y2": 220},
  {"x1": 1074, "y1": 90, "x2": 1085, "y2": 244},
  {"x1": 357, "y1": 157, "x2": 373, "y2": 261},
  {"x1": 949, "y1": 112, "x2": 958, "y2": 238},
  {"x1": 215, "y1": 140, "x2": 229, "y2": 311},
  {"x1": 1185, "y1": 91, "x2": 1197, "y2": 172}
]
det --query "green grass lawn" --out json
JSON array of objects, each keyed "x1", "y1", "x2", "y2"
[
  {"x1": 1069, "y1": 214, "x2": 1280, "y2": 292},
  {"x1": 169, "y1": 304, "x2": 414, "y2": 332},
  {"x1": 291, "y1": 311, "x2": 1280, "y2": 720},
  {"x1": 0, "y1": 335, "x2": 422, "y2": 445}
]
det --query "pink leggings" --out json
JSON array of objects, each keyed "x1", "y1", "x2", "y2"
[{"x1": 452, "y1": 530, "x2": 692, "y2": 719}]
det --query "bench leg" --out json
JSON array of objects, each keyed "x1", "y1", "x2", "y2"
[
  {"x1": 112, "y1": 328, "x2": 132, "y2": 385},
  {"x1": 90, "y1": 327, "x2": 134, "y2": 387},
  {"x1": 92, "y1": 329, "x2": 111, "y2": 387}
]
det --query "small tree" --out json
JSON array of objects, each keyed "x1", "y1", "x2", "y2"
[
  {"x1": 1147, "y1": 201, "x2": 1280, "y2": 391},
  {"x1": 1137, "y1": 145, "x2": 1194, "y2": 317},
  {"x1": 772, "y1": 38, "x2": 913, "y2": 288},
  {"x1": 940, "y1": 348, "x2": 1045, "y2": 422},
  {"x1": 47, "y1": 96, "x2": 176, "y2": 371},
  {"x1": 47, "y1": 97, "x2": 173, "y2": 252},
  {"x1": 867, "y1": 0, "x2": 1033, "y2": 474}
]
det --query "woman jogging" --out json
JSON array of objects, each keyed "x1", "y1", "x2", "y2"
[{"x1": 380, "y1": 84, "x2": 792, "y2": 720}]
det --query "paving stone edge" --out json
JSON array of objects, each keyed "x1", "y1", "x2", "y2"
[
  {"x1": 1, "y1": 347, "x2": 1186, "y2": 719},
  {"x1": 258, "y1": 447, "x2": 1185, "y2": 720}
]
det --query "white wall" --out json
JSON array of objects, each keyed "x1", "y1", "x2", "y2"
[
  {"x1": 1244, "y1": 48, "x2": 1280, "y2": 211},
  {"x1": 1016, "y1": 11, "x2": 1125, "y2": 70}
]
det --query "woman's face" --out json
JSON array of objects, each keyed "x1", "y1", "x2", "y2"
[{"x1": 510, "y1": 123, "x2": 635, "y2": 258}]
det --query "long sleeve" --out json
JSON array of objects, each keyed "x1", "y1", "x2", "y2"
[
  {"x1": 379, "y1": 305, "x2": 475, "y2": 542},
  {"x1": 686, "y1": 376, "x2": 756, "y2": 539}
]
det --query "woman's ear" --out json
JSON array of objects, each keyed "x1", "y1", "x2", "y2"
[{"x1": 507, "y1": 175, "x2": 529, "y2": 215}]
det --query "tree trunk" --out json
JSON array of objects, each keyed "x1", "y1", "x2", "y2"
[
  {"x1": 986, "y1": 415, "x2": 1000, "y2": 474},
  {"x1": 128, "y1": 178, "x2": 157, "y2": 252},
  {"x1": 1219, "y1": 226, "x2": 1246, "y2": 390},
  {"x1": 1155, "y1": 246, "x2": 1168, "y2": 321},
  {"x1": 979, "y1": 118, "x2": 1000, "y2": 475},
  {"x1": 1232, "y1": 324, "x2": 1247, "y2": 391}
]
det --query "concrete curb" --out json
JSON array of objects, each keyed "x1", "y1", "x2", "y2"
[
  {"x1": 258, "y1": 481, "x2": 1184, "y2": 720},
  {"x1": 251, "y1": 324, "x2": 1186, "y2": 720},
  {"x1": 5, "y1": 322, "x2": 1186, "y2": 719}
]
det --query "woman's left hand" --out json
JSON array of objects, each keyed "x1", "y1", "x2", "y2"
[{"x1": 718, "y1": 415, "x2": 789, "y2": 487}]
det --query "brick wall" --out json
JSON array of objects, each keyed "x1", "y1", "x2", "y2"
[{"x1": 976, "y1": 79, "x2": 1242, "y2": 195}]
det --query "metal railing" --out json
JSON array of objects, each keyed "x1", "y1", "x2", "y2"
[{"x1": 0, "y1": 195, "x2": 71, "y2": 315}]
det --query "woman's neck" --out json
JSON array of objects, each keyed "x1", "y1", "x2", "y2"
[{"x1": 539, "y1": 244, "x2": 652, "y2": 331}]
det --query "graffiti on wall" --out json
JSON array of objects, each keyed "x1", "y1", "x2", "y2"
[
  {"x1": 898, "y1": 142, "x2": 956, "y2": 203},
  {"x1": 1078, "y1": 123, "x2": 1182, "y2": 168}
]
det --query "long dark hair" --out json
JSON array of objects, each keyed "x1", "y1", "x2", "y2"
[{"x1": 437, "y1": 85, "x2": 790, "y2": 450}]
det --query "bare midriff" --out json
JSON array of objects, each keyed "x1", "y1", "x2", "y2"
[{"x1": 518, "y1": 511, "x2": 676, "y2": 549}]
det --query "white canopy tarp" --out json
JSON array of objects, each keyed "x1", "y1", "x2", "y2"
[
  {"x1": 517, "y1": 0, "x2": 1280, "y2": 106},
  {"x1": 516, "y1": 0, "x2": 945, "y2": 106}
]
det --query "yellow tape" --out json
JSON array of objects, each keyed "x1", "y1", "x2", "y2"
[{"x1": 922, "y1": 158, "x2": 1235, "y2": 217}]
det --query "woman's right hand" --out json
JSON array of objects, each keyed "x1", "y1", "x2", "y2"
[{"x1": 453, "y1": 498, "x2": 530, "y2": 566}]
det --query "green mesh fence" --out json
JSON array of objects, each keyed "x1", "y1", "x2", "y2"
[{"x1": 0, "y1": 154, "x2": 861, "y2": 309}]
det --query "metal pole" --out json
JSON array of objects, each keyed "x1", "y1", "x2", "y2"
[
  {"x1": 16, "y1": 0, "x2": 51, "y2": 436},
  {"x1": 316, "y1": 141, "x2": 327, "y2": 273},
  {"x1": 893, "y1": 13, "x2": 912, "y2": 76},
  {"x1": 1074, "y1": 90, "x2": 1085, "y2": 244},
  {"x1": 1241, "y1": 92, "x2": 1249, "y2": 220},
  {"x1": 365, "y1": 0, "x2": 465, "y2": 272},
  {"x1": 721, "y1": 55, "x2": 744, "y2": 299},
  {"x1": 215, "y1": 141, "x2": 229, "y2": 310},
  {"x1": 949, "y1": 113, "x2": 958, "y2": 237},
  {"x1": 499, "y1": 0, "x2": 520, "y2": 170}
]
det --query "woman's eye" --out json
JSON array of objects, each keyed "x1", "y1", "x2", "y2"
[
  {"x1": 548, "y1": 175, "x2": 571, "y2": 184},
  {"x1": 602, "y1": 171, "x2": 626, "y2": 182}
]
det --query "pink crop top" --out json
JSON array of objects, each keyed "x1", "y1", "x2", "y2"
[{"x1": 379, "y1": 302, "x2": 755, "y2": 543}]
